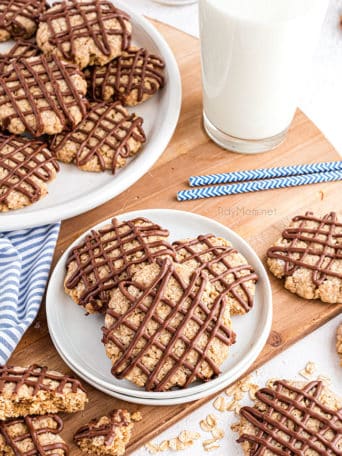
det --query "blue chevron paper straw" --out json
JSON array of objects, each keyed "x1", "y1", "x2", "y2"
[
  {"x1": 178, "y1": 170, "x2": 342, "y2": 201},
  {"x1": 189, "y1": 161, "x2": 342, "y2": 187}
]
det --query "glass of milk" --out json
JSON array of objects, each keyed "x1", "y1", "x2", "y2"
[{"x1": 199, "y1": 0, "x2": 328, "y2": 153}]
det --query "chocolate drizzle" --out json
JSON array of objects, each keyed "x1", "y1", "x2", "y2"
[
  {"x1": 39, "y1": 0, "x2": 131, "y2": 62},
  {"x1": 238, "y1": 380, "x2": 342, "y2": 456},
  {"x1": 65, "y1": 217, "x2": 175, "y2": 312},
  {"x1": 102, "y1": 258, "x2": 236, "y2": 392},
  {"x1": 267, "y1": 212, "x2": 342, "y2": 285},
  {"x1": 0, "y1": 39, "x2": 40, "y2": 73},
  {"x1": 50, "y1": 101, "x2": 146, "y2": 173},
  {"x1": 0, "y1": 134, "x2": 59, "y2": 207},
  {"x1": 0, "y1": 414, "x2": 69, "y2": 456},
  {"x1": 74, "y1": 409, "x2": 130, "y2": 447},
  {"x1": 173, "y1": 235, "x2": 258, "y2": 312},
  {"x1": 0, "y1": 54, "x2": 88, "y2": 137},
  {"x1": 0, "y1": 0, "x2": 47, "y2": 39},
  {"x1": 87, "y1": 47, "x2": 165, "y2": 104},
  {"x1": 0, "y1": 364, "x2": 86, "y2": 394}
]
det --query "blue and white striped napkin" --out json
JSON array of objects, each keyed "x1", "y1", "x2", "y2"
[{"x1": 0, "y1": 223, "x2": 60, "y2": 364}]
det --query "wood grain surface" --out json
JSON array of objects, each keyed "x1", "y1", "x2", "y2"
[{"x1": 8, "y1": 20, "x2": 341, "y2": 455}]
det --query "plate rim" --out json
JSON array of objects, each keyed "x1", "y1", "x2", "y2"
[
  {"x1": 50, "y1": 327, "x2": 262, "y2": 406},
  {"x1": 46, "y1": 208, "x2": 273, "y2": 402},
  {"x1": 0, "y1": 3, "x2": 182, "y2": 231}
]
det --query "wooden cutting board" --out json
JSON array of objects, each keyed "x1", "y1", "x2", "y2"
[{"x1": 8, "y1": 20, "x2": 341, "y2": 455}]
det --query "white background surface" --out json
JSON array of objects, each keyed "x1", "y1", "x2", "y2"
[{"x1": 122, "y1": 1, "x2": 342, "y2": 454}]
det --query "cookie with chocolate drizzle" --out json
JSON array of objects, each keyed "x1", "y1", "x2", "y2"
[
  {"x1": 235, "y1": 379, "x2": 342, "y2": 456},
  {"x1": 37, "y1": 0, "x2": 132, "y2": 69},
  {"x1": 0, "y1": 54, "x2": 88, "y2": 137},
  {"x1": 0, "y1": 364, "x2": 88, "y2": 419},
  {"x1": 74, "y1": 409, "x2": 134, "y2": 456},
  {"x1": 0, "y1": 0, "x2": 47, "y2": 42},
  {"x1": 86, "y1": 47, "x2": 165, "y2": 106},
  {"x1": 267, "y1": 211, "x2": 342, "y2": 303},
  {"x1": 64, "y1": 217, "x2": 175, "y2": 314},
  {"x1": 50, "y1": 101, "x2": 145, "y2": 173},
  {"x1": 0, "y1": 134, "x2": 59, "y2": 212},
  {"x1": 103, "y1": 258, "x2": 236, "y2": 392},
  {"x1": 0, "y1": 414, "x2": 69, "y2": 456},
  {"x1": 173, "y1": 235, "x2": 258, "y2": 315},
  {"x1": 0, "y1": 39, "x2": 40, "y2": 73}
]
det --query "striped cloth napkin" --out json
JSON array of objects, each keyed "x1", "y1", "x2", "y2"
[{"x1": 0, "y1": 223, "x2": 60, "y2": 364}]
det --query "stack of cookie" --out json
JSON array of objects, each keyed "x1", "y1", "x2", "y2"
[
  {"x1": 0, "y1": 0, "x2": 165, "y2": 211},
  {"x1": 0, "y1": 365, "x2": 141, "y2": 455},
  {"x1": 64, "y1": 216, "x2": 259, "y2": 392},
  {"x1": 0, "y1": 364, "x2": 88, "y2": 454}
]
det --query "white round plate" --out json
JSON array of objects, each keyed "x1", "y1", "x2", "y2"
[
  {"x1": 0, "y1": 2, "x2": 181, "y2": 231},
  {"x1": 47, "y1": 209, "x2": 272, "y2": 405}
]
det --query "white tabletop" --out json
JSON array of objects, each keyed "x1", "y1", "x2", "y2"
[
  {"x1": 124, "y1": 1, "x2": 342, "y2": 454},
  {"x1": 136, "y1": 316, "x2": 342, "y2": 455}
]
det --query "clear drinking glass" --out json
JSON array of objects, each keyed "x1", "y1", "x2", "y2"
[{"x1": 199, "y1": 0, "x2": 329, "y2": 153}]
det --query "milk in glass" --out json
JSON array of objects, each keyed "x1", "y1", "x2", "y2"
[{"x1": 199, "y1": 0, "x2": 328, "y2": 152}]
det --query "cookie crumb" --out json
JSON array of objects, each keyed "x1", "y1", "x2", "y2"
[
  {"x1": 131, "y1": 411, "x2": 142, "y2": 422},
  {"x1": 145, "y1": 430, "x2": 200, "y2": 453},
  {"x1": 203, "y1": 438, "x2": 220, "y2": 452},
  {"x1": 213, "y1": 396, "x2": 226, "y2": 412},
  {"x1": 211, "y1": 427, "x2": 224, "y2": 440},
  {"x1": 159, "y1": 441, "x2": 169, "y2": 451},
  {"x1": 178, "y1": 430, "x2": 200, "y2": 443},
  {"x1": 145, "y1": 442, "x2": 160, "y2": 454},
  {"x1": 305, "y1": 361, "x2": 316, "y2": 374},
  {"x1": 299, "y1": 360, "x2": 317, "y2": 379}
]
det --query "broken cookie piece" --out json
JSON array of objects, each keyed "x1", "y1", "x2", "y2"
[
  {"x1": 0, "y1": 364, "x2": 88, "y2": 420},
  {"x1": 74, "y1": 409, "x2": 134, "y2": 456},
  {"x1": 0, "y1": 414, "x2": 69, "y2": 455}
]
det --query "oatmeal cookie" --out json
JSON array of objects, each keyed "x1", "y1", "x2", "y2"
[
  {"x1": 64, "y1": 217, "x2": 175, "y2": 313},
  {"x1": 0, "y1": 134, "x2": 59, "y2": 212},
  {"x1": 267, "y1": 211, "x2": 342, "y2": 303},
  {"x1": 0, "y1": 54, "x2": 88, "y2": 137},
  {"x1": 0, "y1": 0, "x2": 47, "y2": 42},
  {"x1": 0, "y1": 414, "x2": 69, "y2": 455},
  {"x1": 0, "y1": 365, "x2": 88, "y2": 420},
  {"x1": 86, "y1": 47, "x2": 165, "y2": 106},
  {"x1": 235, "y1": 379, "x2": 342, "y2": 455},
  {"x1": 0, "y1": 38, "x2": 40, "y2": 73},
  {"x1": 50, "y1": 101, "x2": 145, "y2": 173},
  {"x1": 74, "y1": 409, "x2": 134, "y2": 456},
  {"x1": 102, "y1": 259, "x2": 236, "y2": 392},
  {"x1": 173, "y1": 235, "x2": 258, "y2": 315},
  {"x1": 37, "y1": 0, "x2": 132, "y2": 69}
]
